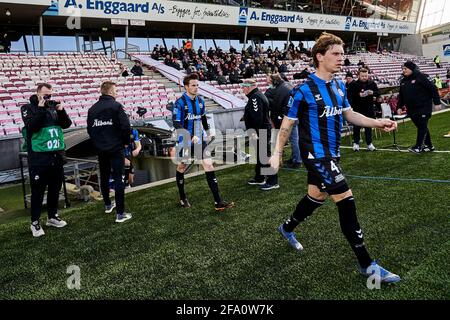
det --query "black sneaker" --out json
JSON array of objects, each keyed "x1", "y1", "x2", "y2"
[
  {"x1": 215, "y1": 201, "x2": 235, "y2": 211},
  {"x1": 180, "y1": 198, "x2": 191, "y2": 208},
  {"x1": 260, "y1": 183, "x2": 280, "y2": 191},
  {"x1": 408, "y1": 146, "x2": 422, "y2": 154},
  {"x1": 286, "y1": 162, "x2": 301, "y2": 169},
  {"x1": 247, "y1": 178, "x2": 265, "y2": 186},
  {"x1": 423, "y1": 145, "x2": 435, "y2": 152}
]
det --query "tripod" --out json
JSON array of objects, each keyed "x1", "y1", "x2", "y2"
[
  {"x1": 390, "y1": 125, "x2": 402, "y2": 152},
  {"x1": 387, "y1": 115, "x2": 407, "y2": 152}
]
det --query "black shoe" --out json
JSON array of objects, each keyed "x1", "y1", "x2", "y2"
[
  {"x1": 260, "y1": 183, "x2": 280, "y2": 191},
  {"x1": 286, "y1": 162, "x2": 301, "y2": 169},
  {"x1": 423, "y1": 145, "x2": 435, "y2": 152},
  {"x1": 285, "y1": 159, "x2": 293, "y2": 165},
  {"x1": 408, "y1": 146, "x2": 423, "y2": 154},
  {"x1": 215, "y1": 201, "x2": 235, "y2": 211},
  {"x1": 247, "y1": 178, "x2": 265, "y2": 186},
  {"x1": 180, "y1": 198, "x2": 191, "y2": 208}
]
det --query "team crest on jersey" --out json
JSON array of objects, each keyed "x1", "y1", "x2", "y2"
[
  {"x1": 337, "y1": 88, "x2": 344, "y2": 97},
  {"x1": 288, "y1": 96, "x2": 294, "y2": 108}
]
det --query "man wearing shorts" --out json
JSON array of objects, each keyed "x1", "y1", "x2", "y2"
[
  {"x1": 270, "y1": 33, "x2": 401, "y2": 284},
  {"x1": 172, "y1": 73, "x2": 234, "y2": 211}
]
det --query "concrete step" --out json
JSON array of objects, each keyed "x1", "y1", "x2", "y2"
[{"x1": 121, "y1": 58, "x2": 224, "y2": 111}]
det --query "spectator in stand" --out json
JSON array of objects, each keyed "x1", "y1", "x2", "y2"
[
  {"x1": 119, "y1": 65, "x2": 129, "y2": 77},
  {"x1": 130, "y1": 61, "x2": 144, "y2": 76},
  {"x1": 198, "y1": 46, "x2": 204, "y2": 57},
  {"x1": 229, "y1": 65, "x2": 242, "y2": 84},
  {"x1": 185, "y1": 40, "x2": 192, "y2": 51},
  {"x1": 0, "y1": 34, "x2": 11, "y2": 53},
  {"x1": 279, "y1": 61, "x2": 288, "y2": 73},
  {"x1": 243, "y1": 63, "x2": 255, "y2": 79},
  {"x1": 216, "y1": 70, "x2": 227, "y2": 85}
]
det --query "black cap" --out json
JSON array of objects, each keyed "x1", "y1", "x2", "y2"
[
  {"x1": 403, "y1": 61, "x2": 417, "y2": 71},
  {"x1": 345, "y1": 71, "x2": 353, "y2": 78}
]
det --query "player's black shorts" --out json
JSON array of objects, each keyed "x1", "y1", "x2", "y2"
[
  {"x1": 176, "y1": 141, "x2": 212, "y2": 163},
  {"x1": 303, "y1": 158, "x2": 349, "y2": 195},
  {"x1": 124, "y1": 157, "x2": 134, "y2": 175}
]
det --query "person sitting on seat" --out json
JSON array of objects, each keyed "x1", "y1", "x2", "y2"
[
  {"x1": 119, "y1": 65, "x2": 129, "y2": 77},
  {"x1": 131, "y1": 61, "x2": 144, "y2": 76}
]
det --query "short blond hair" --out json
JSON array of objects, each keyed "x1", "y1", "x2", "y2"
[{"x1": 101, "y1": 81, "x2": 117, "y2": 95}]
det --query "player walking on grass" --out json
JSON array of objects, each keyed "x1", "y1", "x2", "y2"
[
  {"x1": 172, "y1": 73, "x2": 234, "y2": 211},
  {"x1": 270, "y1": 33, "x2": 401, "y2": 284}
]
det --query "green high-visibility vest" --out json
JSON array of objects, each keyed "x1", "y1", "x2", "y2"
[
  {"x1": 435, "y1": 77, "x2": 443, "y2": 89},
  {"x1": 30, "y1": 126, "x2": 65, "y2": 152}
]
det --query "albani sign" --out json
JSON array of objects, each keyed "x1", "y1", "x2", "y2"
[{"x1": 56, "y1": 0, "x2": 416, "y2": 34}]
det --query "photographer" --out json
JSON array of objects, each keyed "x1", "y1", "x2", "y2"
[{"x1": 21, "y1": 83, "x2": 72, "y2": 237}]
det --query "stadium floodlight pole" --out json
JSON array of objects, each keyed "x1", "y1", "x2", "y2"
[
  {"x1": 39, "y1": 16, "x2": 44, "y2": 55},
  {"x1": 243, "y1": 26, "x2": 248, "y2": 49},
  {"x1": 125, "y1": 24, "x2": 129, "y2": 57},
  {"x1": 75, "y1": 34, "x2": 80, "y2": 52},
  {"x1": 286, "y1": 28, "x2": 291, "y2": 48},
  {"x1": 191, "y1": 24, "x2": 195, "y2": 48},
  {"x1": 351, "y1": 32, "x2": 356, "y2": 50}
]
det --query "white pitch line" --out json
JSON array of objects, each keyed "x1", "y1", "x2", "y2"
[{"x1": 340, "y1": 146, "x2": 450, "y2": 153}]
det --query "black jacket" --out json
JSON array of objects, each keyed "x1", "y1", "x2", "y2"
[
  {"x1": 398, "y1": 70, "x2": 441, "y2": 116},
  {"x1": 87, "y1": 95, "x2": 131, "y2": 153},
  {"x1": 21, "y1": 95, "x2": 72, "y2": 167},
  {"x1": 229, "y1": 69, "x2": 241, "y2": 84},
  {"x1": 131, "y1": 65, "x2": 144, "y2": 76},
  {"x1": 265, "y1": 80, "x2": 294, "y2": 128},
  {"x1": 244, "y1": 88, "x2": 271, "y2": 131},
  {"x1": 347, "y1": 80, "x2": 379, "y2": 116}
]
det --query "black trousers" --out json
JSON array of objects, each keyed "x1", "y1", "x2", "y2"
[
  {"x1": 353, "y1": 110, "x2": 375, "y2": 145},
  {"x1": 410, "y1": 113, "x2": 432, "y2": 148},
  {"x1": 254, "y1": 131, "x2": 278, "y2": 184},
  {"x1": 353, "y1": 126, "x2": 373, "y2": 145},
  {"x1": 98, "y1": 150, "x2": 125, "y2": 215},
  {"x1": 29, "y1": 165, "x2": 63, "y2": 223}
]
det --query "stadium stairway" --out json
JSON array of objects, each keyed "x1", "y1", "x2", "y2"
[{"x1": 120, "y1": 58, "x2": 223, "y2": 111}]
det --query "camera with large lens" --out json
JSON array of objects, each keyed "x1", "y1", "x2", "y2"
[
  {"x1": 43, "y1": 95, "x2": 60, "y2": 109},
  {"x1": 44, "y1": 100, "x2": 60, "y2": 109}
]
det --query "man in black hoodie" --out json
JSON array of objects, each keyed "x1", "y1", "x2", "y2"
[
  {"x1": 398, "y1": 61, "x2": 441, "y2": 153},
  {"x1": 347, "y1": 68, "x2": 380, "y2": 151},
  {"x1": 242, "y1": 79, "x2": 278, "y2": 191},
  {"x1": 21, "y1": 83, "x2": 72, "y2": 237},
  {"x1": 87, "y1": 81, "x2": 132, "y2": 223}
]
